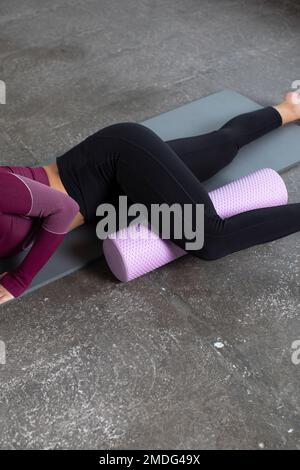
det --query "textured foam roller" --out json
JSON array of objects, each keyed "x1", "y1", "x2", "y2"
[{"x1": 103, "y1": 168, "x2": 288, "y2": 282}]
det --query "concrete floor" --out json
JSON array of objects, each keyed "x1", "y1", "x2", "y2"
[{"x1": 0, "y1": 0, "x2": 299, "y2": 449}]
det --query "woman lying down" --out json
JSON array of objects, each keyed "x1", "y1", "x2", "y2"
[{"x1": 1, "y1": 91, "x2": 300, "y2": 304}]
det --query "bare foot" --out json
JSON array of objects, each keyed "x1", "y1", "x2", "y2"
[
  {"x1": 273, "y1": 91, "x2": 300, "y2": 125},
  {"x1": 284, "y1": 91, "x2": 300, "y2": 118}
]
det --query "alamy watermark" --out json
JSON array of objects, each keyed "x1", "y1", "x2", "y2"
[
  {"x1": 0, "y1": 80, "x2": 6, "y2": 104},
  {"x1": 95, "y1": 196, "x2": 205, "y2": 251},
  {"x1": 0, "y1": 340, "x2": 6, "y2": 365},
  {"x1": 291, "y1": 340, "x2": 300, "y2": 365},
  {"x1": 290, "y1": 80, "x2": 300, "y2": 104}
]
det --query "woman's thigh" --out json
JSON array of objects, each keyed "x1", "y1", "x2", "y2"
[
  {"x1": 91, "y1": 122, "x2": 222, "y2": 254},
  {"x1": 97, "y1": 122, "x2": 218, "y2": 213}
]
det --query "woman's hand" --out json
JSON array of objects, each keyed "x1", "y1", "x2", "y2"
[{"x1": 0, "y1": 273, "x2": 15, "y2": 304}]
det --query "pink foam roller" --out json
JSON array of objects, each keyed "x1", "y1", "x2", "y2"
[{"x1": 103, "y1": 168, "x2": 288, "y2": 282}]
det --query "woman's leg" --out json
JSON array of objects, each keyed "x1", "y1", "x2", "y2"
[
  {"x1": 94, "y1": 118, "x2": 300, "y2": 260},
  {"x1": 164, "y1": 91, "x2": 300, "y2": 182},
  {"x1": 164, "y1": 106, "x2": 282, "y2": 181}
]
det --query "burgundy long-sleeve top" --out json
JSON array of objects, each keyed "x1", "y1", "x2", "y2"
[{"x1": 0, "y1": 166, "x2": 79, "y2": 297}]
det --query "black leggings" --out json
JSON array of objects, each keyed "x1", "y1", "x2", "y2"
[{"x1": 57, "y1": 106, "x2": 300, "y2": 260}]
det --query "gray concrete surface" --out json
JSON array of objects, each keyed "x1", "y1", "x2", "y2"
[{"x1": 0, "y1": 0, "x2": 299, "y2": 449}]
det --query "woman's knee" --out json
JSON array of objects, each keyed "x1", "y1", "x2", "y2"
[{"x1": 100, "y1": 121, "x2": 150, "y2": 140}]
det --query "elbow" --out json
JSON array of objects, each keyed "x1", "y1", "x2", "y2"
[
  {"x1": 64, "y1": 195, "x2": 80, "y2": 219},
  {"x1": 43, "y1": 195, "x2": 81, "y2": 235},
  {"x1": 59, "y1": 195, "x2": 80, "y2": 228}
]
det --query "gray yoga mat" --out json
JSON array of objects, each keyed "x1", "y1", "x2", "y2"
[{"x1": 1, "y1": 89, "x2": 300, "y2": 297}]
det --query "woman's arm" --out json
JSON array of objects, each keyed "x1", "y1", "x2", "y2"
[{"x1": 0, "y1": 172, "x2": 79, "y2": 299}]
